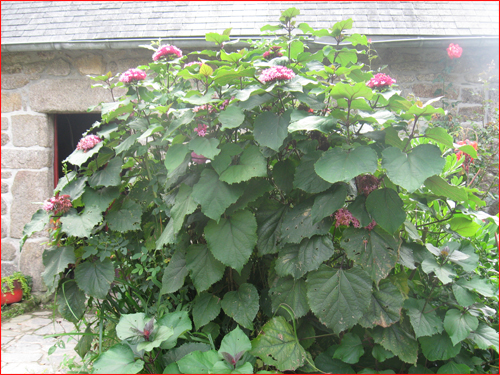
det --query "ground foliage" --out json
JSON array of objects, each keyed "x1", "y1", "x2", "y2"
[{"x1": 23, "y1": 8, "x2": 499, "y2": 374}]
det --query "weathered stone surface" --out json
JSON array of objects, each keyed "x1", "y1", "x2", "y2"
[
  {"x1": 458, "y1": 105, "x2": 484, "y2": 121},
  {"x1": 74, "y1": 53, "x2": 105, "y2": 75},
  {"x1": 461, "y1": 88, "x2": 484, "y2": 104},
  {"x1": 0, "y1": 351, "x2": 43, "y2": 363},
  {"x1": 1, "y1": 92, "x2": 22, "y2": 112},
  {"x1": 28, "y1": 79, "x2": 113, "y2": 113},
  {"x1": 11, "y1": 115, "x2": 52, "y2": 147},
  {"x1": 391, "y1": 73, "x2": 415, "y2": 83},
  {"x1": 2, "y1": 218, "x2": 7, "y2": 238},
  {"x1": 2, "y1": 171, "x2": 12, "y2": 179},
  {"x1": 46, "y1": 58, "x2": 71, "y2": 76},
  {"x1": 1, "y1": 117, "x2": 8, "y2": 130},
  {"x1": 1, "y1": 240, "x2": 17, "y2": 261},
  {"x1": 112, "y1": 58, "x2": 150, "y2": 74},
  {"x1": 23, "y1": 62, "x2": 46, "y2": 75},
  {"x1": 391, "y1": 61, "x2": 442, "y2": 72},
  {"x1": 1, "y1": 75, "x2": 30, "y2": 90},
  {"x1": 412, "y1": 83, "x2": 458, "y2": 99},
  {"x1": 1, "y1": 133, "x2": 9, "y2": 146},
  {"x1": 2, "y1": 182, "x2": 8, "y2": 193},
  {"x1": 1, "y1": 149, "x2": 52, "y2": 169},
  {"x1": 2, "y1": 197, "x2": 7, "y2": 215},
  {"x1": 20, "y1": 239, "x2": 47, "y2": 292},
  {"x1": 1, "y1": 262, "x2": 19, "y2": 277},
  {"x1": 10, "y1": 170, "x2": 52, "y2": 239}
]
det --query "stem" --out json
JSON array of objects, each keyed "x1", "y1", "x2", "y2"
[
  {"x1": 403, "y1": 115, "x2": 420, "y2": 152},
  {"x1": 345, "y1": 99, "x2": 352, "y2": 144},
  {"x1": 299, "y1": 333, "x2": 336, "y2": 341}
]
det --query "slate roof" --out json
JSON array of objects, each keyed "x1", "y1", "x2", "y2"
[{"x1": 2, "y1": 1, "x2": 499, "y2": 47}]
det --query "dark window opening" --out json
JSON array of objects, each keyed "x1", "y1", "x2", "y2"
[{"x1": 54, "y1": 113, "x2": 101, "y2": 187}]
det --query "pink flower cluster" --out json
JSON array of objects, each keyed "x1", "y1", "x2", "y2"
[
  {"x1": 153, "y1": 45, "x2": 182, "y2": 61},
  {"x1": 119, "y1": 68, "x2": 147, "y2": 84},
  {"x1": 334, "y1": 208, "x2": 361, "y2": 228},
  {"x1": 193, "y1": 104, "x2": 216, "y2": 114},
  {"x1": 185, "y1": 61, "x2": 203, "y2": 68},
  {"x1": 42, "y1": 194, "x2": 72, "y2": 215},
  {"x1": 447, "y1": 43, "x2": 462, "y2": 59},
  {"x1": 191, "y1": 152, "x2": 208, "y2": 164},
  {"x1": 258, "y1": 66, "x2": 295, "y2": 83},
  {"x1": 356, "y1": 174, "x2": 380, "y2": 196},
  {"x1": 76, "y1": 135, "x2": 102, "y2": 152},
  {"x1": 365, "y1": 220, "x2": 377, "y2": 231},
  {"x1": 367, "y1": 73, "x2": 396, "y2": 89},
  {"x1": 194, "y1": 124, "x2": 208, "y2": 137},
  {"x1": 263, "y1": 46, "x2": 283, "y2": 60}
]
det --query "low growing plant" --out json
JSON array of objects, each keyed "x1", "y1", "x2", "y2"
[{"x1": 22, "y1": 8, "x2": 498, "y2": 374}]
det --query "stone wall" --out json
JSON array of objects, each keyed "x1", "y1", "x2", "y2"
[{"x1": 1, "y1": 45, "x2": 498, "y2": 292}]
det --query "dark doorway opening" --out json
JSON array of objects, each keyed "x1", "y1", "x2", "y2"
[{"x1": 54, "y1": 113, "x2": 101, "y2": 187}]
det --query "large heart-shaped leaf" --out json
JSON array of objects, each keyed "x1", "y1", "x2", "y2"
[
  {"x1": 82, "y1": 186, "x2": 120, "y2": 212},
  {"x1": 333, "y1": 333, "x2": 364, "y2": 364},
  {"x1": 93, "y1": 343, "x2": 144, "y2": 374},
  {"x1": 188, "y1": 137, "x2": 221, "y2": 160},
  {"x1": 424, "y1": 175, "x2": 468, "y2": 202},
  {"x1": 404, "y1": 298, "x2": 444, "y2": 338},
  {"x1": 171, "y1": 184, "x2": 198, "y2": 234},
  {"x1": 419, "y1": 332, "x2": 461, "y2": 361},
  {"x1": 57, "y1": 280, "x2": 86, "y2": 324},
  {"x1": 21, "y1": 209, "x2": 50, "y2": 249},
  {"x1": 60, "y1": 208, "x2": 103, "y2": 237},
  {"x1": 306, "y1": 265, "x2": 372, "y2": 334},
  {"x1": 382, "y1": 145, "x2": 445, "y2": 192},
  {"x1": 185, "y1": 244, "x2": 226, "y2": 292},
  {"x1": 105, "y1": 199, "x2": 142, "y2": 233},
  {"x1": 74, "y1": 259, "x2": 115, "y2": 299},
  {"x1": 193, "y1": 292, "x2": 222, "y2": 330},
  {"x1": 60, "y1": 176, "x2": 88, "y2": 201},
  {"x1": 311, "y1": 184, "x2": 347, "y2": 224},
  {"x1": 176, "y1": 350, "x2": 222, "y2": 374},
  {"x1": 218, "y1": 326, "x2": 252, "y2": 360},
  {"x1": 467, "y1": 323, "x2": 499, "y2": 353},
  {"x1": 88, "y1": 157, "x2": 123, "y2": 188},
  {"x1": 221, "y1": 283, "x2": 259, "y2": 329},
  {"x1": 253, "y1": 111, "x2": 289, "y2": 151},
  {"x1": 158, "y1": 311, "x2": 193, "y2": 350},
  {"x1": 444, "y1": 308, "x2": 478, "y2": 346},
  {"x1": 256, "y1": 200, "x2": 287, "y2": 255},
  {"x1": 164, "y1": 143, "x2": 190, "y2": 171},
  {"x1": 161, "y1": 248, "x2": 188, "y2": 294},
  {"x1": 204, "y1": 210, "x2": 257, "y2": 273},
  {"x1": 365, "y1": 188, "x2": 406, "y2": 234},
  {"x1": 372, "y1": 321, "x2": 418, "y2": 364},
  {"x1": 269, "y1": 276, "x2": 309, "y2": 319},
  {"x1": 330, "y1": 82, "x2": 374, "y2": 100},
  {"x1": 359, "y1": 279, "x2": 403, "y2": 328},
  {"x1": 293, "y1": 151, "x2": 332, "y2": 193},
  {"x1": 219, "y1": 106, "x2": 245, "y2": 130},
  {"x1": 65, "y1": 141, "x2": 103, "y2": 166},
  {"x1": 41, "y1": 246, "x2": 75, "y2": 290},
  {"x1": 314, "y1": 146, "x2": 378, "y2": 184},
  {"x1": 219, "y1": 145, "x2": 267, "y2": 184}
]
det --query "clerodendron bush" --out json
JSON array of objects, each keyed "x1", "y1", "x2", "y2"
[{"x1": 22, "y1": 8, "x2": 498, "y2": 374}]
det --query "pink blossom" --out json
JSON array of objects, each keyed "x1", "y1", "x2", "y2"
[
  {"x1": 191, "y1": 152, "x2": 208, "y2": 164},
  {"x1": 334, "y1": 208, "x2": 360, "y2": 228},
  {"x1": 364, "y1": 220, "x2": 377, "y2": 231},
  {"x1": 356, "y1": 174, "x2": 380, "y2": 196},
  {"x1": 368, "y1": 38, "x2": 372, "y2": 44},
  {"x1": 119, "y1": 68, "x2": 147, "y2": 84},
  {"x1": 194, "y1": 124, "x2": 208, "y2": 137},
  {"x1": 76, "y1": 135, "x2": 102, "y2": 152},
  {"x1": 447, "y1": 43, "x2": 462, "y2": 59},
  {"x1": 258, "y1": 66, "x2": 295, "y2": 83},
  {"x1": 367, "y1": 73, "x2": 396, "y2": 89},
  {"x1": 42, "y1": 194, "x2": 72, "y2": 215},
  {"x1": 185, "y1": 61, "x2": 203, "y2": 68},
  {"x1": 153, "y1": 45, "x2": 182, "y2": 61},
  {"x1": 263, "y1": 46, "x2": 283, "y2": 60}
]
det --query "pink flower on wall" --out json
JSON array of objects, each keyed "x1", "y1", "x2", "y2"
[
  {"x1": 76, "y1": 135, "x2": 102, "y2": 152},
  {"x1": 43, "y1": 194, "x2": 72, "y2": 215},
  {"x1": 194, "y1": 124, "x2": 208, "y2": 137},
  {"x1": 119, "y1": 68, "x2": 147, "y2": 84},
  {"x1": 258, "y1": 66, "x2": 295, "y2": 83},
  {"x1": 367, "y1": 73, "x2": 396, "y2": 89},
  {"x1": 447, "y1": 43, "x2": 462, "y2": 59},
  {"x1": 153, "y1": 45, "x2": 182, "y2": 61}
]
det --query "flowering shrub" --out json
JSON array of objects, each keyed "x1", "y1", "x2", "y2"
[
  {"x1": 75, "y1": 134, "x2": 102, "y2": 152},
  {"x1": 42, "y1": 194, "x2": 72, "y2": 215},
  {"x1": 447, "y1": 42, "x2": 463, "y2": 59},
  {"x1": 22, "y1": 8, "x2": 498, "y2": 375}
]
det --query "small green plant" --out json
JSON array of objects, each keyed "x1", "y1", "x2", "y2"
[{"x1": 1, "y1": 271, "x2": 31, "y2": 298}]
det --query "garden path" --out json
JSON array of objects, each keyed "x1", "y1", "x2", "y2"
[{"x1": 1, "y1": 310, "x2": 78, "y2": 374}]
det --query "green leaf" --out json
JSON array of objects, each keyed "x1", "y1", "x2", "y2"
[
  {"x1": 330, "y1": 82, "x2": 373, "y2": 100},
  {"x1": 251, "y1": 316, "x2": 307, "y2": 372},
  {"x1": 116, "y1": 312, "x2": 149, "y2": 342},
  {"x1": 161, "y1": 248, "x2": 188, "y2": 294},
  {"x1": 74, "y1": 259, "x2": 114, "y2": 299},
  {"x1": 219, "y1": 106, "x2": 245, "y2": 130},
  {"x1": 275, "y1": 235, "x2": 335, "y2": 279},
  {"x1": 467, "y1": 323, "x2": 499, "y2": 353},
  {"x1": 425, "y1": 127, "x2": 454, "y2": 148},
  {"x1": 156, "y1": 220, "x2": 176, "y2": 249},
  {"x1": 219, "y1": 145, "x2": 267, "y2": 184},
  {"x1": 164, "y1": 343, "x2": 211, "y2": 365},
  {"x1": 444, "y1": 309, "x2": 478, "y2": 346},
  {"x1": 314, "y1": 146, "x2": 378, "y2": 184},
  {"x1": 226, "y1": 179, "x2": 272, "y2": 215},
  {"x1": 88, "y1": 157, "x2": 123, "y2": 188},
  {"x1": 256, "y1": 200, "x2": 287, "y2": 255},
  {"x1": 165, "y1": 144, "x2": 190, "y2": 172},
  {"x1": 293, "y1": 151, "x2": 332, "y2": 193},
  {"x1": 348, "y1": 194, "x2": 373, "y2": 227},
  {"x1": 421, "y1": 257, "x2": 456, "y2": 284},
  {"x1": 342, "y1": 227, "x2": 398, "y2": 286},
  {"x1": 158, "y1": 311, "x2": 193, "y2": 350},
  {"x1": 449, "y1": 217, "x2": 481, "y2": 237},
  {"x1": 314, "y1": 345, "x2": 355, "y2": 373},
  {"x1": 219, "y1": 326, "x2": 252, "y2": 359},
  {"x1": 106, "y1": 199, "x2": 142, "y2": 232},
  {"x1": 280, "y1": 7, "x2": 300, "y2": 20},
  {"x1": 365, "y1": 188, "x2": 406, "y2": 234},
  {"x1": 404, "y1": 298, "x2": 444, "y2": 338},
  {"x1": 372, "y1": 321, "x2": 418, "y2": 364},
  {"x1": 185, "y1": 244, "x2": 226, "y2": 292},
  {"x1": 82, "y1": 186, "x2": 120, "y2": 212},
  {"x1": 306, "y1": 265, "x2": 372, "y2": 334},
  {"x1": 288, "y1": 115, "x2": 335, "y2": 133},
  {"x1": 359, "y1": 279, "x2": 404, "y2": 328},
  {"x1": 65, "y1": 141, "x2": 103, "y2": 166},
  {"x1": 199, "y1": 64, "x2": 213, "y2": 77},
  {"x1": 192, "y1": 169, "x2": 244, "y2": 222},
  {"x1": 93, "y1": 343, "x2": 144, "y2": 374},
  {"x1": 206, "y1": 32, "x2": 230, "y2": 45},
  {"x1": 171, "y1": 184, "x2": 198, "y2": 234},
  {"x1": 450, "y1": 241, "x2": 479, "y2": 272},
  {"x1": 452, "y1": 283, "x2": 477, "y2": 307},
  {"x1": 74, "y1": 326, "x2": 93, "y2": 359},
  {"x1": 41, "y1": 246, "x2": 75, "y2": 290},
  {"x1": 311, "y1": 184, "x2": 347, "y2": 224},
  {"x1": 205, "y1": 210, "x2": 257, "y2": 273},
  {"x1": 437, "y1": 361, "x2": 471, "y2": 374},
  {"x1": 177, "y1": 350, "x2": 221, "y2": 374},
  {"x1": 60, "y1": 208, "x2": 102, "y2": 237},
  {"x1": 193, "y1": 292, "x2": 222, "y2": 330},
  {"x1": 424, "y1": 175, "x2": 468, "y2": 202},
  {"x1": 333, "y1": 333, "x2": 364, "y2": 364},
  {"x1": 281, "y1": 200, "x2": 333, "y2": 245},
  {"x1": 455, "y1": 144, "x2": 477, "y2": 159},
  {"x1": 419, "y1": 332, "x2": 461, "y2": 361},
  {"x1": 270, "y1": 276, "x2": 309, "y2": 319},
  {"x1": 456, "y1": 275, "x2": 497, "y2": 297},
  {"x1": 60, "y1": 176, "x2": 88, "y2": 201},
  {"x1": 21, "y1": 209, "x2": 49, "y2": 248},
  {"x1": 372, "y1": 345, "x2": 395, "y2": 363},
  {"x1": 188, "y1": 137, "x2": 221, "y2": 160},
  {"x1": 212, "y1": 143, "x2": 243, "y2": 175},
  {"x1": 137, "y1": 326, "x2": 174, "y2": 351},
  {"x1": 272, "y1": 159, "x2": 295, "y2": 195},
  {"x1": 57, "y1": 280, "x2": 86, "y2": 324},
  {"x1": 221, "y1": 283, "x2": 259, "y2": 330},
  {"x1": 381, "y1": 145, "x2": 445, "y2": 192},
  {"x1": 253, "y1": 111, "x2": 289, "y2": 152},
  {"x1": 383, "y1": 126, "x2": 407, "y2": 150}
]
